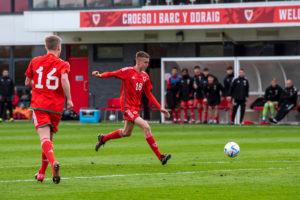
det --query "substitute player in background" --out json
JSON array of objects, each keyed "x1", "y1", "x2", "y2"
[
  {"x1": 204, "y1": 75, "x2": 224, "y2": 124},
  {"x1": 25, "y1": 35, "x2": 73, "y2": 184},
  {"x1": 93, "y1": 51, "x2": 171, "y2": 165},
  {"x1": 261, "y1": 78, "x2": 282, "y2": 123},
  {"x1": 179, "y1": 68, "x2": 194, "y2": 124},
  {"x1": 224, "y1": 66, "x2": 234, "y2": 122},
  {"x1": 166, "y1": 67, "x2": 181, "y2": 123},
  {"x1": 270, "y1": 79, "x2": 297, "y2": 124},
  {"x1": 193, "y1": 66, "x2": 207, "y2": 123}
]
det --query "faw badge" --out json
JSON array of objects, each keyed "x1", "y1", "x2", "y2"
[
  {"x1": 92, "y1": 14, "x2": 101, "y2": 25},
  {"x1": 244, "y1": 9, "x2": 253, "y2": 22}
]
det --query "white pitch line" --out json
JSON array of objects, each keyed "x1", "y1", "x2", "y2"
[
  {"x1": 0, "y1": 167, "x2": 300, "y2": 183},
  {"x1": 1, "y1": 160, "x2": 300, "y2": 169}
]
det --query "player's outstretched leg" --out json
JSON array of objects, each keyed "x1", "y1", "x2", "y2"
[
  {"x1": 95, "y1": 129, "x2": 123, "y2": 151},
  {"x1": 95, "y1": 121, "x2": 134, "y2": 151},
  {"x1": 38, "y1": 127, "x2": 60, "y2": 184},
  {"x1": 135, "y1": 117, "x2": 171, "y2": 165},
  {"x1": 35, "y1": 152, "x2": 49, "y2": 182}
]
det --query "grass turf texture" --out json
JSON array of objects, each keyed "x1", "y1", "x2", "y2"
[{"x1": 0, "y1": 121, "x2": 300, "y2": 200}]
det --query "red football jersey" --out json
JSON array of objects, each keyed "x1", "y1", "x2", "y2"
[
  {"x1": 25, "y1": 53, "x2": 70, "y2": 114},
  {"x1": 101, "y1": 67, "x2": 161, "y2": 112}
]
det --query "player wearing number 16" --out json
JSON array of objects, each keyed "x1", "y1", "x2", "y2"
[
  {"x1": 25, "y1": 35, "x2": 73, "y2": 184},
  {"x1": 93, "y1": 51, "x2": 172, "y2": 165}
]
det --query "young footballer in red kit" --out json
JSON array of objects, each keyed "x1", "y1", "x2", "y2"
[
  {"x1": 25, "y1": 35, "x2": 73, "y2": 184},
  {"x1": 93, "y1": 51, "x2": 171, "y2": 165}
]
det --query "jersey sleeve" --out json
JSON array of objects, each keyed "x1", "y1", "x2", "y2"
[
  {"x1": 25, "y1": 61, "x2": 34, "y2": 78},
  {"x1": 144, "y1": 77, "x2": 161, "y2": 109},
  {"x1": 101, "y1": 68, "x2": 129, "y2": 80},
  {"x1": 167, "y1": 77, "x2": 171, "y2": 90},
  {"x1": 61, "y1": 62, "x2": 70, "y2": 75}
]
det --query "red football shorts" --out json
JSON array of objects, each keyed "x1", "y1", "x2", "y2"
[
  {"x1": 32, "y1": 110, "x2": 62, "y2": 133},
  {"x1": 123, "y1": 108, "x2": 140, "y2": 122},
  {"x1": 195, "y1": 98, "x2": 208, "y2": 105},
  {"x1": 181, "y1": 101, "x2": 192, "y2": 107},
  {"x1": 227, "y1": 98, "x2": 233, "y2": 104}
]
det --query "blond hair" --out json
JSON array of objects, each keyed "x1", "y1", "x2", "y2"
[
  {"x1": 44, "y1": 35, "x2": 62, "y2": 51},
  {"x1": 136, "y1": 51, "x2": 150, "y2": 59}
]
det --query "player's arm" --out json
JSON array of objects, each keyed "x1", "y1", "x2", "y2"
[
  {"x1": 25, "y1": 77, "x2": 34, "y2": 88},
  {"x1": 264, "y1": 87, "x2": 269, "y2": 100},
  {"x1": 61, "y1": 73, "x2": 73, "y2": 111},
  {"x1": 246, "y1": 80, "x2": 249, "y2": 97},
  {"x1": 144, "y1": 82, "x2": 170, "y2": 118},
  {"x1": 25, "y1": 61, "x2": 34, "y2": 88},
  {"x1": 219, "y1": 83, "x2": 225, "y2": 97},
  {"x1": 228, "y1": 79, "x2": 236, "y2": 100},
  {"x1": 92, "y1": 69, "x2": 125, "y2": 80}
]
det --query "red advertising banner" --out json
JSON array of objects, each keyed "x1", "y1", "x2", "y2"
[{"x1": 80, "y1": 6, "x2": 300, "y2": 28}]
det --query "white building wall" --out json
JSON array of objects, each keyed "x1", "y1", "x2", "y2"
[{"x1": 0, "y1": 15, "x2": 52, "y2": 46}]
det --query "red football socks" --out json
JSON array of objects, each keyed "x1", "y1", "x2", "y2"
[
  {"x1": 190, "y1": 108, "x2": 195, "y2": 121},
  {"x1": 172, "y1": 109, "x2": 176, "y2": 121},
  {"x1": 198, "y1": 108, "x2": 202, "y2": 121},
  {"x1": 146, "y1": 135, "x2": 162, "y2": 160},
  {"x1": 41, "y1": 137, "x2": 55, "y2": 168},
  {"x1": 204, "y1": 110, "x2": 208, "y2": 121},
  {"x1": 102, "y1": 129, "x2": 123, "y2": 143},
  {"x1": 214, "y1": 116, "x2": 219, "y2": 121},
  {"x1": 38, "y1": 152, "x2": 49, "y2": 175},
  {"x1": 184, "y1": 108, "x2": 188, "y2": 121},
  {"x1": 177, "y1": 109, "x2": 181, "y2": 121}
]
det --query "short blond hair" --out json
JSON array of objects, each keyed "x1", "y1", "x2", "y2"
[
  {"x1": 45, "y1": 35, "x2": 62, "y2": 51},
  {"x1": 136, "y1": 51, "x2": 150, "y2": 59}
]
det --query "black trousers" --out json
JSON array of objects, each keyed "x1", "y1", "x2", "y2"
[
  {"x1": 0, "y1": 99, "x2": 13, "y2": 120},
  {"x1": 274, "y1": 103, "x2": 295, "y2": 122},
  {"x1": 232, "y1": 99, "x2": 246, "y2": 123}
]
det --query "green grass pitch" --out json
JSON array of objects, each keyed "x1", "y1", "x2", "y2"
[{"x1": 0, "y1": 121, "x2": 300, "y2": 200}]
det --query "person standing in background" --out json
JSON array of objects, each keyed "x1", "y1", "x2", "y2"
[
  {"x1": 0, "y1": 69, "x2": 15, "y2": 122},
  {"x1": 223, "y1": 66, "x2": 234, "y2": 122},
  {"x1": 205, "y1": 75, "x2": 224, "y2": 124},
  {"x1": 179, "y1": 68, "x2": 194, "y2": 124},
  {"x1": 228, "y1": 69, "x2": 249, "y2": 125},
  {"x1": 193, "y1": 66, "x2": 207, "y2": 124},
  {"x1": 166, "y1": 67, "x2": 181, "y2": 123}
]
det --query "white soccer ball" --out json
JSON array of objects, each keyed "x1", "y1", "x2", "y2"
[
  {"x1": 109, "y1": 114, "x2": 116, "y2": 121},
  {"x1": 224, "y1": 142, "x2": 240, "y2": 158}
]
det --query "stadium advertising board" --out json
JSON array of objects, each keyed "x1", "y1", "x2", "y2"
[{"x1": 80, "y1": 6, "x2": 300, "y2": 29}]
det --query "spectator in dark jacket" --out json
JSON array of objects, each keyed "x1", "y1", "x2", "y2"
[
  {"x1": 261, "y1": 78, "x2": 283, "y2": 123},
  {"x1": 228, "y1": 69, "x2": 249, "y2": 125},
  {"x1": 179, "y1": 68, "x2": 194, "y2": 123},
  {"x1": 224, "y1": 66, "x2": 234, "y2": 121},
  {"x1": 0, "y1": 70, "x2": 15, "y2": 122},
  {"x1": 270, "y1": 80, "x2": 298, "y2": 124}
]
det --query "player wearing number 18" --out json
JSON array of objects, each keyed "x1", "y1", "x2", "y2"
[
  {"x1": 93, "y1": 51, "x2": 172, "y2": 165},
  {"x1": 25, "y1": 35, "x2": 73, "y2": 184}
]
